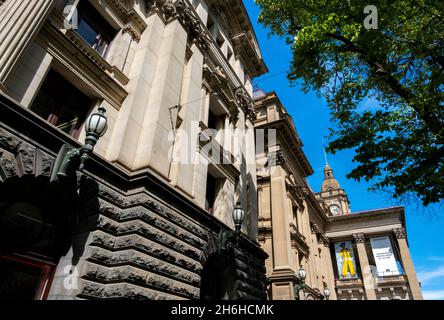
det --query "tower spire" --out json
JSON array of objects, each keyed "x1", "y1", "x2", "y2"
[{"x1": 322, "y1": 138, "x2": 329, "y2": 165}]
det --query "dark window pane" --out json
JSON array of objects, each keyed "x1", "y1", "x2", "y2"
[
  {"x1": 77, "y1": 19, "x2": 99, "y2": 46},
  {"x1": 0, "y1": 256, "x2": 50, "y2": 300},
  {"x1": 75, "y1": 0, "x2": 117, "y2": 57},
  {"x1": 205, "y1": 174, "x2": 216, "y2": 213},
  {"x1": 30, "y1": 69, "x2": 92, "y2": 136}
]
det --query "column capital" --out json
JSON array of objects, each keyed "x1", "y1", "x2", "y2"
[
  {"x1": 310, "y1": 223, "x2": 320, "y2": 235},
  {"x1": 319, "y1": 235, "x2": 330, "y2": 247},
  {"x1": 353, "y1": 233, "x2": 365, "y2": 243},
  {"x1": 393, "y1": 227, "x2": 406, "y2": 239},
  {"x1": 268, "y1": 150, "x2": 285, "y2": 167}
]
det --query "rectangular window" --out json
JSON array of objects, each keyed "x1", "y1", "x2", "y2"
[
  {"x1": 204, "y1": 168, "x2": 226, "y2": 215},
  {"x1": 30, "y1": 69, "x2": 93, "y2": 138},
  {"x1": 75, "y1": 0, "x2": 117, "y2": 58},
  {"x1": 0, "y1": 254, "x2": 54, "y2": 300}
]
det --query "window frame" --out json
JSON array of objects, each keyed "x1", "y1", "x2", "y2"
[
  {"x1": 29, "y1": 68, "x2": 96, "y2": 139},
  {"x1": 0, "y1": 253, "x2": 55, "y2": 300}
]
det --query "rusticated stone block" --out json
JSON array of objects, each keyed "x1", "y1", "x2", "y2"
[
  {"x1": 120, "y1": 206, "x2": 206, "y2": 248},
  {"x1": 87, "y1": 246, "x2": 201, "y2": 286},
  {"x1": 80, "y1": 281, "x2": 183, "y2": 300},
  {"x1": 90, "y1": 230, "x2": 116, "y2": 249},
  {"x1": 98, "y1": 199, "x2": 121, "y2": 220},
  {"x1": 116, "y1": 219, "x2": 203, "y2": 261},
  {"x1": 114, "y1": 234, "x2": 201, "y2": 274},
  {"x1": 127, "y1": 193, "x2": 208, "y2": 239},
  {"x1": 97, "y1": 184, "x2": 126, "y2": 207},
  {"x1": 96, "y1": 215, "x2": 119, "y2": 234}
]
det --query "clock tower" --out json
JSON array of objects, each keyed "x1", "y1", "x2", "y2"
[{"x1": 315, "y1": 163, "x2": 351, "y2": 216}]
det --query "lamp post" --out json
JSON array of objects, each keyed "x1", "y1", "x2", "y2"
[
  {"x1": 217, "y1": 201, "x2": 245, "y2": 252},
  {"x1": 323, "y1": 287, "x2": 331, "y2": 300},
  {"x1": 294, "y1": 267, "x2": 306, "y2": 300},
  {"x1": 51, "y1": 107, "x2": 108, "y2": 181}
]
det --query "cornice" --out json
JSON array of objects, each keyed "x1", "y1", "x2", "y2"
[{"x1": 327, "y1": 207, "x2": 405, "y2": 228}]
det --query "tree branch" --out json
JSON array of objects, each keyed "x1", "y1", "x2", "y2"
[{"x1": 326, "y1": 32, "x2": 443, "y2": 136}]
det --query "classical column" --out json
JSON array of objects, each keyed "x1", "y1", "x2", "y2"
[
  {"x1": 353, "y1": 233, "x2": 377, "y2": 300},
  {"x1": 393, "y1": 228, "x2": 423, "y2": 300},
  {"x1": 0, "y1": 0, "x2": 55, "y2": 90}
]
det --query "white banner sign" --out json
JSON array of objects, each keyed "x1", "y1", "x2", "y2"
[{"x1": 370, "y1": 236, "x2": 400, "y2": 276}]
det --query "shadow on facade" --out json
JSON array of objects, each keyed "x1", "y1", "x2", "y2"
[
  {"x1": 200, "y1": 247, "x2": 239, "y2": 300},
  {"x1": 0, "y1": 172, "x2": 99, "y2": 299}
]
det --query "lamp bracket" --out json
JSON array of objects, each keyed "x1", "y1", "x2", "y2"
[
  {"x1": 217, "y1": 228, "x2": 239, "y2": 253},
  {"x1": 51, "y1": 143, "x2": 92, "y2": 182},
  {"x1": 293, "y1": 282, "x2": 306, "y2": 300}
]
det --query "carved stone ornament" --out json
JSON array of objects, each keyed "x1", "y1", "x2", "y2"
[
  {"x1": 353, "y1": 233, "x2": 365, "y2": 243},
  {"x1": 122, "y1": 24, "x2": 140, "y2": 42},
  {"x1": 267, "y1": 150, "x2": 284, "y2": 167},
  {"x1": 234, "y1": 87, "x2": 256, "y2": 121},
  {"x1": 147, "y1": 0, "x2": 211, "y2": 51},
  {"x1": 319, "y1": 235, "x2": 330, "y2": 247},
  {"x1": 311, "y1": 223, "x2": 320, "y2": 235},
  {"x1": 393, "y1": 227, "x2": 406, "y2": 239}
]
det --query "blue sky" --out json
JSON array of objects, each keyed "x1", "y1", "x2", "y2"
[{"x1": 244, "y1": 0, "x2": 444, "y2": 300}]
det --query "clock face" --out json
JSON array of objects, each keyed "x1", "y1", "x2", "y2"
[{"x1": 329, "y1": 204, "x2": 341, "y2": 215}]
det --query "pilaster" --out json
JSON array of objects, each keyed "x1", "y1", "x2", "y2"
[
  {"x1": 353, "y1": 233, "x2": 377, "y2": 300},
  {"x1": 393, "y1": 228, "x2": 423, "y2": 300},
  {"x1": 269, "y1": 165, "x2": 292, "y2": 270},
  {"x1": 0, "y1": 0, "x2": 55, "y2": 90}
]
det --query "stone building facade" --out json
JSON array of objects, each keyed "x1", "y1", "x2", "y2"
[
  {"x1": 254, "y1": 90, "x2": 423, "y2": 300},
  {"x1": 0, "y1": 0, "x2": 268, "y2": 300}
]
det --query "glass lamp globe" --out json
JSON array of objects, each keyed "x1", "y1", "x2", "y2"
[
  {"x1": 324, "y1": 287, "x2": 331, "y2": 299},
  {"x1": 232, "y1": 202, "x2": 245, "y2": 231},
  {"x1": 298, "y1": 267, "x2": 306, "y2": 281},
  {"x1": 85, "y1": 107, "x2": 108, "y2": 137}
]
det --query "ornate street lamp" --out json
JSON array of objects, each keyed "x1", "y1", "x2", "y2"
[
  {"x1": 218, "y1": 201, "x2": 245, "y2": 252},
  {"x1": 52, "y1": 107, "x2": 108, "y2": 181},
  {"x1": 232, "y1": 201, "x2": 245, "y2": 235},
  {"x1": 294, "y1": 267, "x2": 306, "y2": 300},
  {"x1": 323, "y1": 287, "x2": 331, "y2": 300}
]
